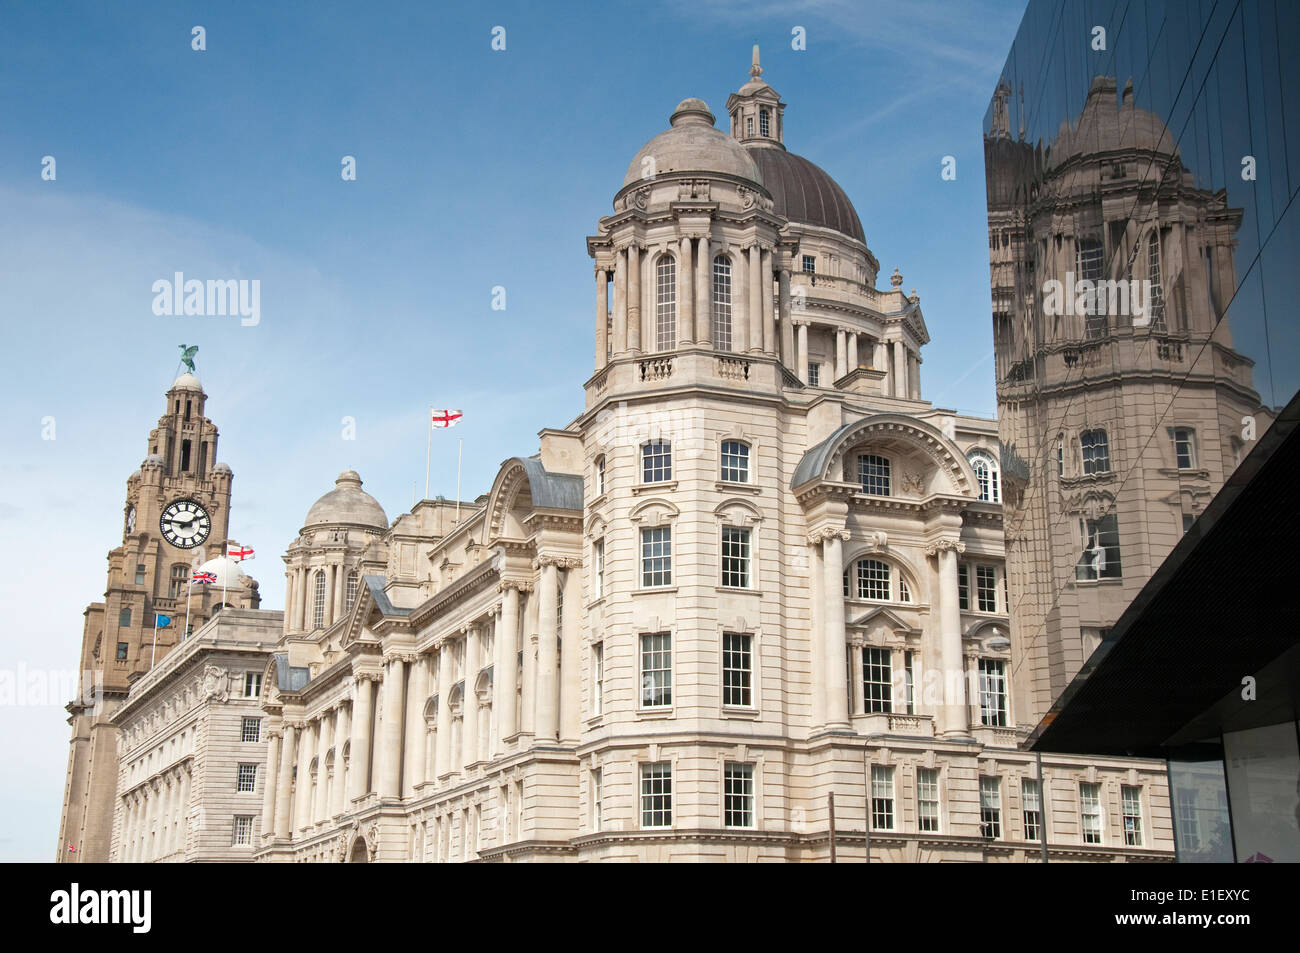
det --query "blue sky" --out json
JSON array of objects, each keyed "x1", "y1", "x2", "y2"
[{"x1": 0, "y1": 0, "x2": 1027, "y2": 861}]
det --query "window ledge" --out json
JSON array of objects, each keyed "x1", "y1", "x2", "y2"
[
  {"x1": 715, "y1": 481, "x2": 761, "y2": 495},
  {"x1": 636, "y1": 708, "x2": 675, "y2": 720},
  {"x1": 632, "y1": 480, "x2": 678, "y2": 495},
  {"x1": 721, "y1": 706, "x2": 760, "y2": 718},
  {"x1": 716, "y1": 586, "x2": 760, "y2": 595},
  {"x1": 1073, "y1": 577, "x2": 1124, "y2": 587},
  {"x1": 634, "y1": 586, "x2": 678, "y2": 595}
]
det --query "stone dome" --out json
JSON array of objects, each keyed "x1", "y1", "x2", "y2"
[
  {"x1": 1049, "y1": 76, "x2": 1175, "y2": 168},
  {"x1": 171, "y1": 372, "x2": 203, "y2": 391},
  {"x1": 304, "y1": 470, "x2": 388, "y2": 529},
  {"x1": 744, "y1": 145, "x2": 865, "y2": 244},
  {"x1": 624, "y1": 98, "x2": 761, "y2": 187},
  {"x1": 194, "y1": 555, "x2": 253, "y2": 590},
  {"x1": 212, "y1": 462, "x2": 232, "y2": 475}
]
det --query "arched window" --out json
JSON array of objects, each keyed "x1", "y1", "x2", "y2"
[
  {"x1": 642, "y1": 441, "x2": 672, "y2": 483},
  {"x1": 857, "y1": 453, "x2": 891, "y2": 496},
  {"x1": 969, "y1": 450, "x2": 1000, "y2": 503},
  {"x1": 720, "y1": 440, "x2": 750, "y2": 483},
  {"x1": 759, "y1": 108, "x2": 770, "y2": 137},
  {"x1": 345, "y1": 571, "x2": 359, "y2": 612},
  {"x1": 594, "y1": 454, "x2": 606, "y2": 497},
  {"x1": 844, "y1": 558, "x2": 913, "y2": 603},
  {"x1": 312, "y1": 571, "x2": 327, "y2": 629},
  {"x1": 712, "y1": 255, "x2": 732, "y2": 351},
  {"x1": 655, "y1": 255, "x2": 677, "y2": 351},
  {"x1": 1079, "y1": 429, "x2": 1110, "y2": 474}
]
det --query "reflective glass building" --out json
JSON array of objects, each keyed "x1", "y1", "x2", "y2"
[{"x1": 985, "y1": 0, "x2": 1300, "y2": 862}]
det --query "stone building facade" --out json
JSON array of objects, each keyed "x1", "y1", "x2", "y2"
[
  {"x1": 58, "y1": 371, "x2": 260, "y2": 862},
  {"x1": 108, "y1": 609, "x2": 282, "y2": 862},
  {"x1": 253, "y1": 54, "x2": 1174, "y2": 863}
]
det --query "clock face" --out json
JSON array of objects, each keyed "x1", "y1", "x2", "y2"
[
  {"x1": 160, "y1": 499, "x2": 211, "y2": 549},
  {"x1": 125, "y1": 505, "x2": 136, "y2": 535}
]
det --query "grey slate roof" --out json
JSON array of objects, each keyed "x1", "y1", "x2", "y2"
[
  {"x1": 791, "y1": 424, "x2": 857, "y2": 488},
  {"x1": 272, "y1": 653, "x2": 311, "y2": 693},
  {"x1": 519, "y1": 456, "x2": 584, "y2": 511},
  {"x1": 364, "y1": 574, "x2": 410, "y2": 617}
]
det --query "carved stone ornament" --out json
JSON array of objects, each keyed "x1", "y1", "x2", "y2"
[
  {"x1": 202, "y1": 664, "x2": 230, "y2": 702},
  {"x1": 806, "y1": 527, "x2": 852, "y2": 546},
  {"x1": 923, "y1": 538, "x2": 966, "y2": 557},
  {"x1": 737, "y1": 185, "x2": 757, "y2": 210},
  {"x1": 625, "y1": 187, "x2": 650, "y2": 211}
]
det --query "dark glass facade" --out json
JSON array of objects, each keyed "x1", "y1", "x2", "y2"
[{"x1": 987, "y1": 1, "x2": 1300, "y2": 861}]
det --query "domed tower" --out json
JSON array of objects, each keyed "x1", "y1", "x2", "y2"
[{"x1": 282, "y1": 470, "x2": 388, "y2": 636}]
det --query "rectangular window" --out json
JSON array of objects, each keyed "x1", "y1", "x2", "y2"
[
  {"x1": 170, "y1": 564, "x2": 188, "y2": 599},
  {"x1": 957, "y1": 562, "x2": 969, "y2": 610},
  {"x1": 655, "y1": 258, "x2": 677, "y2": 351},
  {"x1": 904, "y1": 651, "x2": 916, "y2": 715},
  {"x1": 232, "y1": 815, "x2": 254, "y2": 846},
  {"x1": 862, "y1": 647, "x2": 892, "y2": 714},
  {"x1": 1080, "y1": 429, "x2": 1111, "y2": 474},
  {"x1": 640, "y1": 527, "x2": 672, "y2": 587},
  {"x1": 801, "y1": 255, "x2": 816, "y2": 274},
  {"x1": 119, "y1": 608, "x2": 132, "y2": 628},
  {"x1": 758, "y1": 109, "x2": 770, "y2": 137},
  {"x1": 856, "y1": 453, "x2": 891, "y2": 495},
  {"x1": 724, "y1": 762, "x2": 755, "y2": 828},
  {"x1": 722, "y1": 632, "x2": 753, "y2": 707},
  {"x1": 592, "y1": 643, "x2": 604, "y2": 717},
  {"x1": 979, "y1": 776, "x2": 1002, "y2": 838},
  {"x1": 115, "y1": 642, "x2": 129, "y2": 661},
  {"x1": 855, "y1": 559, "x2": 890, "y2": 600},
  {"x1": 1076, "y1": 513, "x2": 1122, "y2": 580},
  {"x1": 978, "y1": 659, "x2": 1008, "y2": 727},
  {"x1": 595, "y1": 455, "x2": 606, "y2": 496},
  {"x1": 720, "y1": 526, "x2": 751, "y2": 588},
  {"x1": 1173, "y1": 427, "x2": 1196, "y2": 469},
  {"x1": 870, "y1": 765, "x2": 895, "y2": 830},
  {"x1": 241, "y1": 717, "x2": 261, "y2": 743},
  {"x1": 642, "y1": 441, "x2": 672, "y2": 483},
  {"x1": 592, "y1": 769, "x2": 603, "y2": 832},
  {"x1": 1056, "y1": 436, "x2": 1064, "y2": 476},
  {"x1": 1076, "y1": 239, "x2": 1103, "y2": 282},
  {"x1": 712, "y1": 258, "x2": 732, "y2": 352},
  {"x1": 1022, "y1": 778, "x2": 1042, "y2": 841},
  {"x1": 134, "y1": 563, "x2": 146, "y2": 585},
  {"x1": 976, "y1": 564, "x2": 997, "y2": 612},
  {"x1": 640, "y1": 762, "x2": 672, "y2": 828},
  {"x1": 244, "y1": 672, "x2": 262, "y2": 698},
  {"x1": 594, "y1": 538, "x2": 605, "y2": 599},
  {"x1": 1121, "y1": 785, "x2": 1143, "y2": 846},
  {"x1": 237, "y1": 764, "x2": 257, "y2": 793},
  {"x1": 640, "y1": 632, "x2": 672, "y2": 708},
  {"x1": 807, "y1": 363, "x2": 820, "y2": 387},
  {"x1": 720, "y1": 440, "x2": 750, "y2": 483},
  {"x1": 917, "y1": 767, "x2": 940, "y2": 832},
  {"x1": 1080, "y1": 782, "x2": 1103, "y2": 844}
]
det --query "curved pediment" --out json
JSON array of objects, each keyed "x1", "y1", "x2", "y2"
[
  {"x1": 629, "y1": 497, "x2": 680, "y2": 526},
  {"x1": 792, "y1": 413, "x2": 976, "y2": 497},
  {"x1": 486, "y1": 456, "x2": 584, "y2": 542},
  {"x1": 712, "y1": 497, "x2": 762, "y2": 525}
]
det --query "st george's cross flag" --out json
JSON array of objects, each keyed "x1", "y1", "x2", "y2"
[
  {"x1": 227, "y1": 544, "x2": 254, "y2": 561},
  {"x1": 431, "y1": 409, "x2": 463, "y2": 428}
]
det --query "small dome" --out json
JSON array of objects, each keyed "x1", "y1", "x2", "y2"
[
  {"x1": 194, "y1": 555, "x2": 253, "y2": 590},
  {"x1": 142, "y1": 454, "x2": 165, "y2": 467},
  {"x1": 129, "y1": 469, "x2": 142, "y2": 481},
  {"x1": 212, "y1": 462, "x2": 232, "y2": 474},
  {"x1": 624, "y1": 99, "x2": 761, "y2": 187},
  {"x1": 171, "y1": 372, "x2": 203, "y2": 391},
  {"x1": 304, "y1": 470, "x2": 388, "y2": 529},
  {"x1": 744, "y1": 146, "x2": 865, "y2": 243}
]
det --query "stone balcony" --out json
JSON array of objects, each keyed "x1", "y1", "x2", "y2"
[{"x1": 585, "y1": 346, "x2": 797, "y2": 408}]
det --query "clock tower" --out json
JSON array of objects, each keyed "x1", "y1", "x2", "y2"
[{"x1": 58, "y1": 366, "x2": 258, "y2": 863}]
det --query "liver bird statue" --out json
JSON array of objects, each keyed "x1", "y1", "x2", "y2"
[{"x1": 178, "y1": 344, "x2": 198, "y2": 374}]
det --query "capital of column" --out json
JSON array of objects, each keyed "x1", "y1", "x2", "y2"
[
  {"x1": 388, "y1": 652, "x2": 418, "y2": 665},
  {"x1": 806, "y1": 527, "x2": 852, "y2": 546},
  {"x1": 534, "y1": 553, "x2": 582, "y2": 570},
  {"x1": 497, "y1": 577, "x2": 534, "y2": 594},
  {"x1": 351, "y1": 672, "x2": 382, "y2": 687},
  {"x1": 924, "y1": 537, "x2": 966, "y2": 557}
]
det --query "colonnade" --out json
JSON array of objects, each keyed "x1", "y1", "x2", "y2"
[
  {"x1": 119, "y1": 761, "x2": 191, "y2": 861},
  {"x1": 262, "y1": 557, "x2": 584, "y2": 844}
]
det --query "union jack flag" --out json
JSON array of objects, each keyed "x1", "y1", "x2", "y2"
[{"x1": 192, "y1": 571, "x2": 217, "y2": 584}]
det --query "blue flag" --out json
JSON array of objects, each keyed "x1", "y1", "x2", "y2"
[{"x1": 155, "y1": 614, "x2": 172, "y2": 628}]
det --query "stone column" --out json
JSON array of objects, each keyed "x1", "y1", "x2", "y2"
[
  {"x1": 498, "y1": 584, "x2": 520, "y2": 745},
  {"x1": 348, "y1": 677, "x2": 375, "y2": 801},
  {"x1": 761, "y1": 247, "x2": 775, "y2": 354},
  {"x1": 404, "y1": 656, "x2": 429, "y2": 797},
  {"x1": 779, "y1": 268, "x2": 793, "y2": 365},
  {"x1": 560, "y1": 564, "x2": 582, "y2": 742},
  {"x1": 626, "y1": 245, "x2": 641, "y2": 353},
  {"x1": 463, "y1": 627, "x2": 481, "y2": 769},
  {"x1": 678, "y1": 236, "x2": 694, "y2": 346},
  {"x1": 435, "y1": 641, "x2": 454, "y2": 777},
  {"x1": 290, "y1": 568, "x2": 304, "y2": 632},
  {"x1": 695, "y1": 236, "x2": 711, "y2": 345},
  {"x1": 378, "y1": 657, "x2": 406, "y2": 799},
  {"x1": 893, "y1": 340, "x2": 908, "y2": 398},
  {"x1": 874, "y1": 339, "x2": 888, "y2": 372},
  {"x1": 797, "y1": 322, "x2": 809, "y2": 384},
  {"x1": 595, "y1": 267, "x2": 608, "y2": 370},
  {"x1": 929, "y1": 539, "x2": 969, "y2": 738},
  {"x1": 612, "y1": 247, "x2": 627, "y2": 355},
  {"x1": 835, "y1": 329, "x2": 847, "y2": 380},
  {"x1": 284, "y1": 572, "x2": 297, "y2": 633},
  {"x1": 848, "y1": 333, "x2": 859, "y2": 371},
  {"x1": 333, "y1": 562, "x2": 346, "y2": 622},
  {"x1": 314, "y1": 713, "x2": 330, "y2": 823},
  {"x1": 748, "y1": 245, "x2": 763, "y2": 352},
  {"x1": 521, "y1": 588, "x2": 538, "y2": 737},
  {"x1": 818, "y1": 529, "x2": 851, "y2": 729},
  {"x1": 324, "y1": 565, "x2": 336, "y2": 627},
  {"x1": 732, "y1": 245, "x2": 749, "y2": 352},
  {"x1": 274, "y1": 723, "x2": 296, "y2": 838},
  {"x1": 331, "y1": 703, "x2": 350, "y2": 816},
  {"x1": 909, "y1": 353, "x2": 921, "y2": 399},
  {"x1": 535, "y1": 561, "x2": 560, "y2": 743},
  {"x1": 293, "y1": 722, "x2": 315, "y2": 833},
  {"x1": 177, "y1": 767, "x2": 190, "y2": 856}
]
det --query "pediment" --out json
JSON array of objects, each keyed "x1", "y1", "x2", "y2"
[{"x1": 848, "y1": 605, "x2": 921, "y2": 635}]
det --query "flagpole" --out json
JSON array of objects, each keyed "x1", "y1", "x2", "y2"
[
  {"x1": 456, "y1": 438, "x2": 463, "y2": 524},
  {"x1": 183, "y1": 574, "x2": 193, "y2": 642},
  {"x1": 425, "y1": 405, "x2": 433, "y2": 500},
  {"x1": 151, "y1": 615, "x2": 159, "y2": 668},
  {"x1": 222, "y1": 541, "x2": 229, "y2": 611}
]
